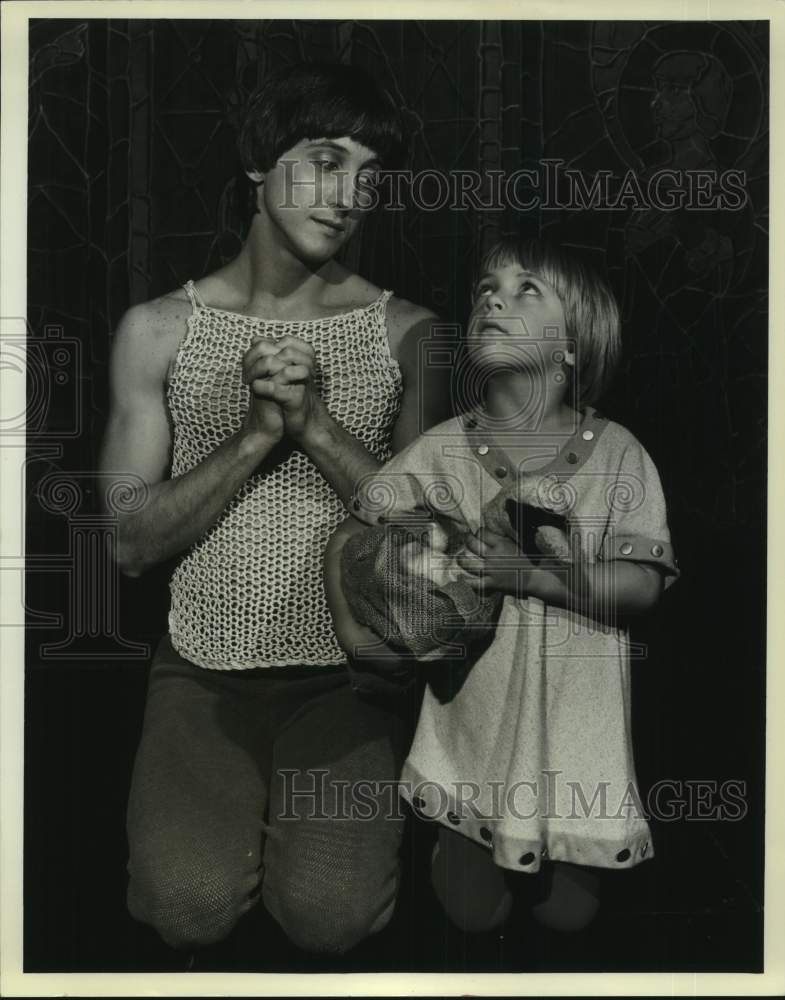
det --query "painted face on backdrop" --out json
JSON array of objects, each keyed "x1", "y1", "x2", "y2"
[
  {"x1": 651, "y1": 80, "x2": 699, "y2": 141},
  {"x1": 248, "y1": 136, "x2": 381, "y2": 264},
  {"x1": 467, "y1": 261, "x2": 574, "y2": 380}
]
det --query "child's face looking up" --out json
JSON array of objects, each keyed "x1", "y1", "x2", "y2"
[
  {"x1": 467, "y1": 261, "x2": 573, "y2": 377},
  {"x1": 248, "y1": 136, "x2": 381, "y2": 263}
]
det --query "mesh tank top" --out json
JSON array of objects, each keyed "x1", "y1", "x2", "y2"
[{"x1": 167, "y1": 280, "x2": 403, "y2": 669}]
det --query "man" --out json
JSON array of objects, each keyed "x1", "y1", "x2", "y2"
[{"x1": 100, "y1": 61, "x2": 449, "y2": 956}]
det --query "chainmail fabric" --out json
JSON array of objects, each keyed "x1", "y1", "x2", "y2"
[
  {"x1": 339, "y1": 480, "x2": 572, "y2": 661},
  {"x1": 166, "y1": 281, "x2": 402, "y2": 669},
  {"x1": 341, "y1": 521, "x2": 502, "y2": 661}
]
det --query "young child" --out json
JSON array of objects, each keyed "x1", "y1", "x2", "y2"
[{"x1": 325, "y1": 237, "x2": 679, "y2": 934}]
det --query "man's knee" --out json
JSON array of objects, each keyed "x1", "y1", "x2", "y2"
[
  {"x1": 261, "y1": 789, "x2": 405, "y2": 953},
  {"x1": 263, "y1": 882, "x2": 395, "y2": 954},
  {"x1": 127, "y1": 844, "x2": 260, "y2": 949}
]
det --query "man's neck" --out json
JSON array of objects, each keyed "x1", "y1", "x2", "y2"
[{"x1": 227, "y1": 215, "x2": 346, "y2": 312}]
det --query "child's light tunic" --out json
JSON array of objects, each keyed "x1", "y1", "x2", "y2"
[{"x1": 354, "y1": 407, "x2": 679, "y2": 873}]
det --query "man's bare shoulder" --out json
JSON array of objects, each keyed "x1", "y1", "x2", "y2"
[
  {"x1": 386, "y1": 295, "x2": 440, "y2": 360},
  {"x1": 113, "y1": 289, "x2": 194, "y2": 378},
  {"x1": 117, "y1": 288, "x2": 193, "y2": 335}
]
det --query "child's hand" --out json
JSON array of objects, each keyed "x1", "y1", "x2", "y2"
[
  {"x1": 400, "y1": 538, "x2": 431, "y2": 579},
  {"x1": 400, "y1": 523, "x2": 457, "y2": 586},
  {"x1": 456, "y1": 528, "x2": 535, "y2": 596}
]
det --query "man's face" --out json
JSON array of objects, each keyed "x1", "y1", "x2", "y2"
[{"x1": 251, "y1": 136, "x2": 381, "y2": 263}]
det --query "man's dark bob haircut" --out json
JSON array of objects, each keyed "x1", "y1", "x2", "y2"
[{"x1": 237, "y1": 61, "x2": 408, "y2": 174}]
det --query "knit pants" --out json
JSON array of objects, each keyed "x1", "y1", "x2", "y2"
[{"x1": 126, "y1": 635, "x2": 411, "y2": 954}]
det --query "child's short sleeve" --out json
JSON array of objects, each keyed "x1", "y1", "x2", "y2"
[{"x1": 598, "y1": 436, "x2": 679, "y2": 589}]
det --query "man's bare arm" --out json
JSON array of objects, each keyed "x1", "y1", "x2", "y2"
[
  {"x1": 322, "y1": 304, "x2": 452, "y2": 651},
  {"x1": 99, "y1": 300, "x2": 281, "y2": 577}
]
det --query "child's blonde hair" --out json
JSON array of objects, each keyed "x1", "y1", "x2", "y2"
[{"x1": 478, "y1": 237, "x2": 621, "y2": 407}]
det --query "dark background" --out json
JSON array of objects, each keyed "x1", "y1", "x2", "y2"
[{"x1": 24, "y1": 19, "x2": 767, "y2": 973}]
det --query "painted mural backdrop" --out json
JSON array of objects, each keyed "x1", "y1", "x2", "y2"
[{"x1": 24, "y1": 19, "x2": 767, "y2": 966}]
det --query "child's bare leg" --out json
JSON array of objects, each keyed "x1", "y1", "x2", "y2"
[
  {"x1": 530, "y1": 861, "x2": 601, "y2": 932},
  {"x1": 430, "y1": 826, "x2": 513, "y2": 932}
]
